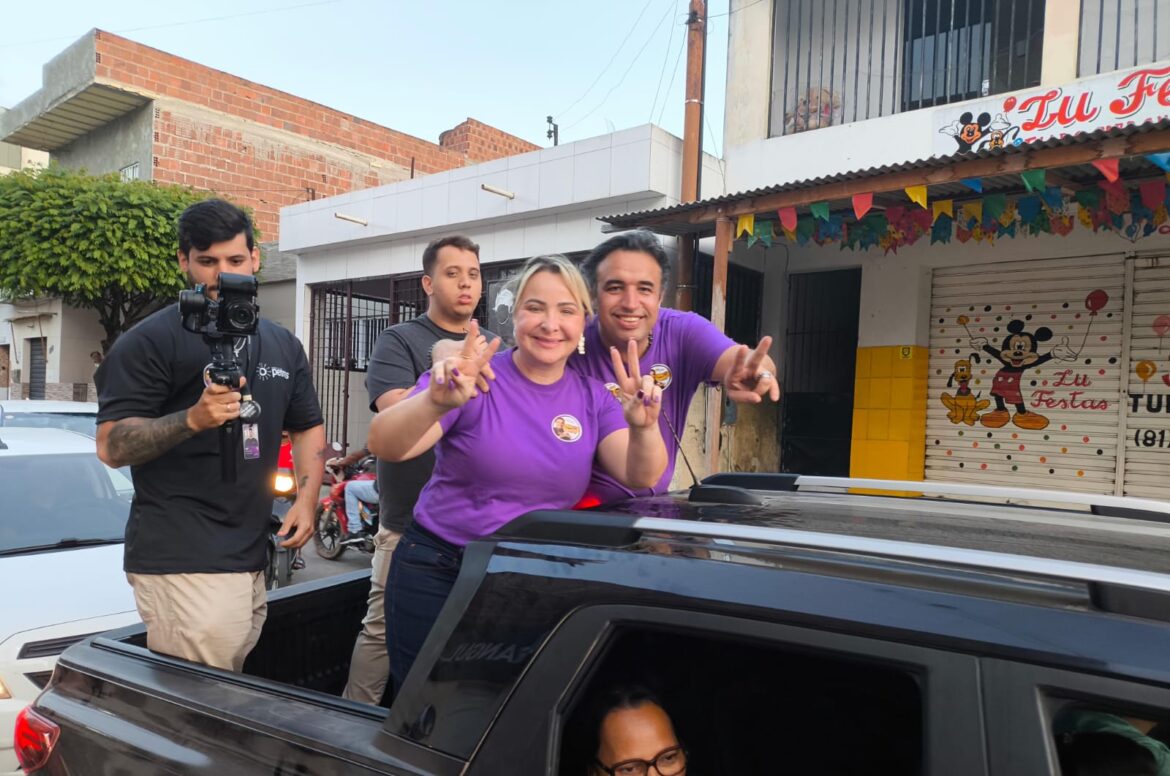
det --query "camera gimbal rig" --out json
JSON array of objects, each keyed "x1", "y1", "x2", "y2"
[{"x1": 179, "y1": 272, "x2": 262, "y2": 483}]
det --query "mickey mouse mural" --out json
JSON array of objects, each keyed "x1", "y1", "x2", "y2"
[
  {"x1": 938, "y1": 112, "x2": 1019, "y2": 153},
  {"x1": 969, "y1": 320, "x2": 1076, "y2": 430}
]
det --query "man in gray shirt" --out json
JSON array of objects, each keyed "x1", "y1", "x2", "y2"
[{"x1": 343, "y1": 234, "x2": 496, "y2": 704}]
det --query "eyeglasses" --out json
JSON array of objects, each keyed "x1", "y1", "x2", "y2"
[{"x1": 594, "y1": 746, "x2": 687, "y2": 776}]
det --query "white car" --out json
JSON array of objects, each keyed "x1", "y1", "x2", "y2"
[
  {"x1": 0, "y1": 400, "x2": 99, "y2": 438},
  {"x1": 0, "y1": 427, "x2": 137, "y2": 775}
]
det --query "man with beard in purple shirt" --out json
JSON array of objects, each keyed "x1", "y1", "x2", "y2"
[
  {"x1": 571, "y1": 230, "x2": 780, "y2": 505},
  {"x1": 368, "y1": 255, "x2": 666, "y2": 687}
]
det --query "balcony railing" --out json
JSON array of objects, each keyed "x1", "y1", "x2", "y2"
[
  {"x1": 1078, "y1": 0, "x2": 1169, "y2": 76},
  {"x1": 769, "y1": 0, "x2": 1045, "y2": 136}
]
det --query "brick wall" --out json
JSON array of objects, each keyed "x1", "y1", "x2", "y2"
[
  {"x1": 89, "y1": 31, "x2": 540, "y2": 237},
  {"x1": 439, "y1": 118, "x2": 540, "y2": 163}
]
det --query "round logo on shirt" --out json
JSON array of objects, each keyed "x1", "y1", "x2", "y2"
[
  {"x1": 649, "y1": 364, "x2": 673, "y2": 389},
  {"x1": 604, "y1": 382, "x2": 622, "y2": 400},
  {"x1": 551, "y1": 414, "x2": 583, "y2": 443}
]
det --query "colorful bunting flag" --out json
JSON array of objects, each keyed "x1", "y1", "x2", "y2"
[
  {"x1": 961, "y1": 201, "x2": 983, "y2": 224},
  {"x1": 777, "y1": 206, "x2": 797, "y2": 232},
  {"x1": 1017, "y1": 195, "x2": 1043, "y2": 224},
  {"x1": 984, "y1": 193, "x2": 1007, "y2": 222},
  {"x1": 1041, "y1": 185, "x2": 1064, "y2": 211},
  {"x1": 1147, "y1": 153, "x2": 1170, "y2": 173},
  {"x1": 1091, "y1": 158, "x2": 1121, "y2": 182},
  {"x1": 852, "y1": 192, "x2": 873, "y2": 220},
  {"x1": 749, "y1": 220, "x2": 774, "y2": 248},
  {"x1": 736, "y1": 213, "x2": 755, "y2": 238},
  {"x1": 1101, "y1": 179, "x2": 1129, "y2": 215},
  {"x1": 931, "y1": 199, "x2": 953, "y2": 222},
  {"x1": 1074, "y1": 189, "x2": 1102, "y2": 210},
  {"x1": 1140, "y1": 180, "x2": 1167, "y2": 212},
  {"x1": 1021, "y1": 169, "x2": 1046, "y2": 193},
  {"x1": 905, "y1": 185, "x2": 928, "y2": 209},
  {"x1": 810, "y1": 201, "x2": 830, "y2": 221},
  {"x1": 960, "y1": 178, "x2": 983, "y2": 193}
]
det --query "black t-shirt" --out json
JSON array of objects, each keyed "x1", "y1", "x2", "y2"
[
  {"x1": 366, "y1": 316, "x2": 495, "y2": 532},
  {"x1": 95, "y1": 305, "x2": 323, "y2": 574}
]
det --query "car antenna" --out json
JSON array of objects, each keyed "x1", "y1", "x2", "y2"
[{"x1": 661, "y1": 411, "x2": 698, "y2": 488}]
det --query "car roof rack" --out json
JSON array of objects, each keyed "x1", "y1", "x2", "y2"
[
  {"x1": 494, "y1": 509, "x2": 1170, "y2": 619},
  {"x1": 694, "y1": 473, "x2": 1170, "y2": 524}
]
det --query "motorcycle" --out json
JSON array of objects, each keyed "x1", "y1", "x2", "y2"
[
  {"x1": 314, "y1": 453, "x2": 379, "y2": 560},
  {"x1": 266, "y1": 436, "x2": 304, "y2": 590}
]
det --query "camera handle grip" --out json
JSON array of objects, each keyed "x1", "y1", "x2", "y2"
[{"x1": 220, "y1": 421, "x2": 237, "y2": 483}]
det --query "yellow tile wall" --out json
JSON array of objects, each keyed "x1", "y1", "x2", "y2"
[{"x1": 851, "y1": 345, "x2": 929, "y2": 483}]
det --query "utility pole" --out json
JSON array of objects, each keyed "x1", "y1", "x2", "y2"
[{"x1": 674, "y1": 0, "x2": 706, "y2": 313}]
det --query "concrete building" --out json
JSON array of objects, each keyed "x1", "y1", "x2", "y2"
[
  {"x1": 603, "y1": 0, "x2": 1170, "y2": 498},
  {"x1": 280, "y1": 124, "x2": 725, "y2": 449},
  {"x1": 0, "y1": 29, "x2": 537, "y2": 401}
]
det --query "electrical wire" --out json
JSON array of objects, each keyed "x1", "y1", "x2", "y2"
[
  {"x1": 655, "y1": 18, "x2": 689, "y2": 126},
  {"x1": 649, "y1": 0, "x2": 685, "y2": 122},
  {"x1": 552, "y1": 0, "x2": 658, "y2": 123},
  {"x1": 707, "y1": 0, "x2": 768, "y2": 20},
  {"x1": 0, "y1": 0, "x2": 345, "y2": 49},
  {"x1": 565, "y1": 0, "x2": 678, "y2": 132}
]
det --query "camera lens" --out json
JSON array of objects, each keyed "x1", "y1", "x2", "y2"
[{"x1": 225, "y1": 301, "x2": 257, "y2": 330}]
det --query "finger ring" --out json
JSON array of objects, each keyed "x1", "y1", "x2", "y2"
[{"x1": 758, "y1": 371, "x2": 774, "y2": 381}]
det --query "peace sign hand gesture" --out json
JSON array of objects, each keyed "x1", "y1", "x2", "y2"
[
  {"x1": 610, "y1": 338, "x2": 662, "y2": 430},
  {"x1": 429, "y1": 320, "x2": 501, "y2": 410},
  {"x1": 722, "y1": 336, "x2": 781, "y2": 404}
]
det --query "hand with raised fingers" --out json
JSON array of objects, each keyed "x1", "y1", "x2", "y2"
[
  {"x1": 612, "y1": 337, "x2": 662, "y2": 429},
  {"x1": 433, "y1": 331, "x2": 498, "y2": 393},
  {"x1": 722, "y1": 336, "x2": 781, "y2": 404},
  {"x1": 428, "y1": 320, "x2": 501, "y2": 410}
]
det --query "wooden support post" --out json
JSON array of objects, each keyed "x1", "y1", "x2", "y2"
[{"x1": 706, "y1": 216, "x2": 732, "y2": 475}]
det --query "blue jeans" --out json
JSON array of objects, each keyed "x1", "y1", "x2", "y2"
[
  {"x1": 344, "y1": 478, "x2": 378, "y2": 535},
  {"x1": 386, "y1": 522, "x2": 463, "y2": 690}
]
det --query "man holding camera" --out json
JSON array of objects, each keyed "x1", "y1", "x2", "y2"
[{"x1": 96, "y1": 199, "x2": 325, "y2": 672}]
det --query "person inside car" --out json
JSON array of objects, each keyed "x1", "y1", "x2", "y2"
[
  {"x1": 1055, "y1": 708, "x2": 1170, "y2": 776},
  {"x1": 367, "y1": 255, "x2": 666, "y2": 688},
  {"x1": 587, "y1": 685, "x2": 687, "y2": 776}
]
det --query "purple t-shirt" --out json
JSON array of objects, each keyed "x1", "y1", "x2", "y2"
[
  {"x1": 411, "y1": 350, "x2": 628, "y2": 546},
  {"x1": 569, "y1": 308, "x2": 735, "y2": 504}
]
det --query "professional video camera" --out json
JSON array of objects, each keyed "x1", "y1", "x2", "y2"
[{"x1": 179, "y1": 272, "x2": 261, "y2": 482}]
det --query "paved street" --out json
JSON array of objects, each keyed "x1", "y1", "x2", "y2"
[{"x1": 290, "y1": 542, "x2": 372, "y2": 585}]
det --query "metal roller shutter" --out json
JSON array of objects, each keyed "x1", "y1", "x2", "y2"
[
  {"x1": 927, "y1": 255, "x2": 1125, "y2": 494},
  {"x1": 1121, "y1": 257, "x2": 1170, "y2": 499},
  {"x1": 28, "y1": 338, "x2": 46, "y2": 400}
]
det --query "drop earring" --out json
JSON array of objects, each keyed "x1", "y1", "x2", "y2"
[{"x1": 577, "y1": 334, "x2": 586, "y2": 355}]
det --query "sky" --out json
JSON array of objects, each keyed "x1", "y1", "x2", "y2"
[{"x1": 0, "y1": 0, "x2": 730, "y2": 156}]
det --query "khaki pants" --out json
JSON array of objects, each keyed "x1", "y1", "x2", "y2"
[
  {"x1": 342, "y1": 526, "x2": 401, "y2": 703},
  {"x1": 127, "y1": 571, "x2": 266, "y2": 672}
]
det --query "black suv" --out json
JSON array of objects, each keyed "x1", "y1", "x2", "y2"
[{"x1": 18, "y1": 473, "x2": 1170, "y2": 775}]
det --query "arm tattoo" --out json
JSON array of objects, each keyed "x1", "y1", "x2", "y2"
[{"x1": 105, "y1": 411, "x2": 196, "y2": 467}]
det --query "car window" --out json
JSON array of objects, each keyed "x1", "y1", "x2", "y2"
[
  {"x1": 1, "y1": 412, "x2": 98, "y2": 437},
  {"x1": 1053, "y1": 703, "x2": 1170, "y2": 775},
  {"x1": 0, "y1": 453, "x2": 130, "y2": 554},
  {"x1": 558, "y1": 625, "x2": 925, "y2": 775}
]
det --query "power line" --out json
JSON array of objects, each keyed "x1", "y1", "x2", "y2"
[
  {"x1": 565, "y1": 0, "x2": 678, "y2": 132},
  {"x1": 0, "y1": 0, "x2": 345, "y2": 49},
  {"x1": 649, "y1": 0, "x2": 685, "y2": 122},
  {"x1": 552, "y1": 0, "x2": 657, "y2": 122},
  {"x1": 707, "y1": 0, "x2": 768, "y2": 20},
  {"x1": 655, "y1": 15, "x2": 688, "y2": 126}
]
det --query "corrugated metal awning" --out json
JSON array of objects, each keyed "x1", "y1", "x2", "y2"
[
  {"x1": 601, "y1": 119, "x2": 1170, "y2": 236},
  {"x1": 2, "y1": 83, "x2": 150, "y2": 151}
]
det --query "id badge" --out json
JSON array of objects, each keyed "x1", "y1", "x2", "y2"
[{"x1": 242, "y1": 423, "x2": 261, "y2": 460}]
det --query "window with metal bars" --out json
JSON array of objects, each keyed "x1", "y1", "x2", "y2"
[
  {"x1": 692, "y1": 254, "x2": 764, "y2": 347},
  {"x1": 1078, "y1": 0, "x2": 1170, "y2": 77},
  {"x1": 769, "y1": 0, "x2": 1045, "y2": 136}
]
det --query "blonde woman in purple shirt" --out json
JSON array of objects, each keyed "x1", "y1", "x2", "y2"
[{"x1": 368, "y1": 255, "x2": 667, "y2": 688}]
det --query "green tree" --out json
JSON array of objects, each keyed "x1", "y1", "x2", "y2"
[{"x1": 0, "y1": 165, "x2": 210, "y2": 353}]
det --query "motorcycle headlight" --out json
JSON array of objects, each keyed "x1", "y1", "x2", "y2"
[{"x1": 273, "y1": 471, "x2": 296, "y2": 495}]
